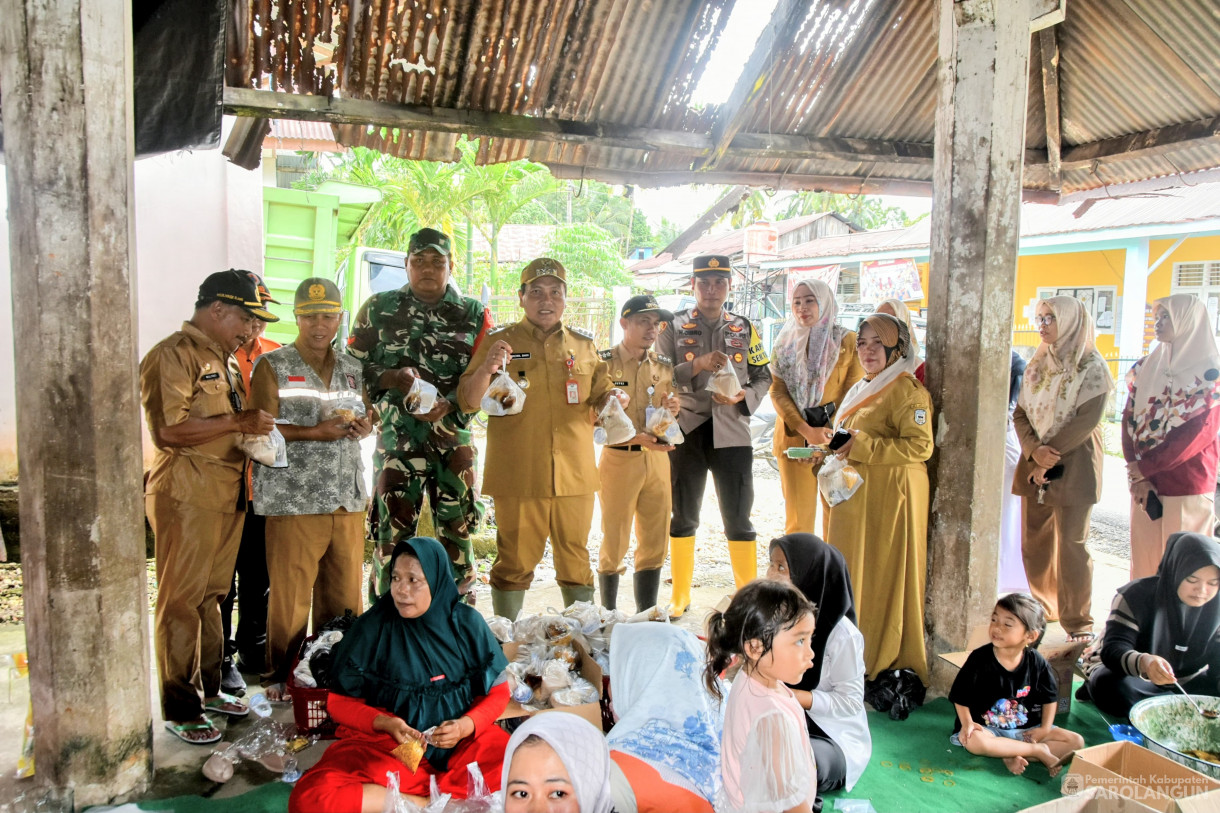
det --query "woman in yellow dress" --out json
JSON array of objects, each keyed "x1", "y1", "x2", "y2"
[
  {"x1": 825, "y1": 313, "x2": 933, "y2": 683},
  {"x1": 769, "y1": 279, "x2": 864, "y2": 535}
]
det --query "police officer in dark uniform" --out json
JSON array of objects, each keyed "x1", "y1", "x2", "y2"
[{"x1": 655, "y1": 255, "x2": 772, "y2": 617}]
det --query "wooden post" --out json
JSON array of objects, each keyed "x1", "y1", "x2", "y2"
[
  {"x1": 925, "y1": 0, "x2": 1051, "y2": 691},
  {"x1": 0, "y1": 0, "x2": 152, "y2": 803}
]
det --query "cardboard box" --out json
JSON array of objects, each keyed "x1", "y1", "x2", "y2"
[
  {"x1": 496, "y1": 638, "x2": 604, "y2": 732},
  {"x1": 1020, "y1": 786, "x2": 1159, "y2": 812},
  {"x1": 938, "y1": 625, "x2": 1088, "y2": 715},
  {"x1": 1063, "y1": 741, "x2": 1220, "y2": 813}
]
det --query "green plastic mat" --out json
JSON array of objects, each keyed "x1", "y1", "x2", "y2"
[{"x1": 824, "y1": 685, "x2": 1113, "y2": 813}]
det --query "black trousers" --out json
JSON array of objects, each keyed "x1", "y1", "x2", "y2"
[
  {"x1": 220, "y1": 509, "x2": 269, "y2": 669},
  {"x1": 808, "y1": 717, "x2": 846, "y2": 813},
  {"x1": 669, "y1": 419, "x2": 755, "y2": 540}
]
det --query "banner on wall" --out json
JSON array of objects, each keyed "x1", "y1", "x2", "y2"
[
  {"x1": 860, "y1": 259, "x2": 923, "y2": 302},
  {"x1": 786, "y1": 265, "x2": 841, "y2": 300}
]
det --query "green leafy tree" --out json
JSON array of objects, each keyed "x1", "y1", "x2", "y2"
[
  {"x1": 543, "y1": 224, "x2": 630, "y2": 295},
  {"x1": 777, "y1": 191, "x2": 916, "y2": 230},
  {"x1": 466, "y1": 160, "x2": 558, "y2": 293}
]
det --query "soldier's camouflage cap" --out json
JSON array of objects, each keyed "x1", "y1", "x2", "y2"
[
  {"x1": 409, "y1": 227, "x2": 452, "y2": 256},
  {"x1": 520, "y1": 257, "x2": 567, "y2": 286},
  {"x1": 294, "y1": 277, "x2": 344, "y2": 315}
]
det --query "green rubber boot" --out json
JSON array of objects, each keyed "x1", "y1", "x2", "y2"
[
  {"x1": 598, "y1": 573, "x2": 620, "y2": 610},
  {"x1": 491, "y1": 588, "x2": 526, "y2": 620},
  {"x1": 559, "y1": 584, "x2": 596, "y2": 607}
]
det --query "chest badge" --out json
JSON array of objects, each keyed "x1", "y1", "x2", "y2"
[
  {"x1": 681, "y1": 338, "x2": 699, "y2": 346},
  {"x1": 681, "y1": 322, "x2": 698, "y2": 330},
  {"x1": 684, "y1": 351, "x2": 695, "y2": 362},
  {"x1": 733, "y1": 352, "x2": 743, "y2": 363},
  {"x1": 728, "y1": 324, "x2": 744, "y2": 333}
]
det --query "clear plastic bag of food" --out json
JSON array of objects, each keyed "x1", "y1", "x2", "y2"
[
  {"x1": 487, "y1": 615, "x2": 514, "y2": 643},
  {"x1": 593, "y1": 397, "x2": 636, "y2": 446},
  {"x1": 561, "y1": 601, "x2": 604, "y2": 635},
  {"x1": 481, "y1": 369, "x2": 526, "y2": 417},
  {"x1": 551, "y1": 676, "x2": 600, "y2": 707},
  {"x1": 818, "y1": 455, "x2": 864, "y2": 507},
  {"x1": 241, "y1": 426, "x2": 288, "y2": 468},
  {"x1": 539, "y1": 659, "x2": 573, "y2": 700},
  {"x1": 403, "y1": 377, "x2": 439, "y2": 415},
  {"x1": 645, "y1": 405, "x2": 683, "y2": 445},
  {"x1": 321, "y1": 395, "x2": 366, "y2": 425},
  {"x1": 705, "y1": 366, "x2": 743, "y2": 398}
]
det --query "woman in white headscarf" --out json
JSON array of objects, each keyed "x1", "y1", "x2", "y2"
[
  {"x1": 1123, "y1": 293, "x2": 1220, "y2": 579},
  {"x1": 502, "y1": 713, "x2": 613, "y2": 813},
  {"x1": 770, "y1": 279, "x2": 863, "y2": 535},
  {"x1": 1013, "y1": 296, "x2": 1114, "y2": 643},
  {"x1": 607, "y1": 623, "x2": 724, "y2": 813}
]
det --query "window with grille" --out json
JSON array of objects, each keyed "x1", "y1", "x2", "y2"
[{"x1": 1170, "y1": 262, "x2": 1220, "y2": 336}]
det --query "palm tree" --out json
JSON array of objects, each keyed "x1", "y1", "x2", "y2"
[{"x1": 465, "y1": 160, "x2": 557, "y2": 293}]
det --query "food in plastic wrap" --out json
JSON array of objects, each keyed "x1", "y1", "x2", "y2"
[
  {"x1": 562, "y1": 601, "x2": 605, "y2": 635},
  {"x1": 593, "y1": 397, "x2": 636, "y2": 446},
  {"x1": 392, "y1": 737, "x2": 426, "y2": 772},
  {"x1": 481, "y1": 353, "x2": 526, "y2": 416},
  {"x1": 550, "y1": 676, "x2": 600, "y2": 708},
  {"x1": 292, "y1": 629, "x2": 346, "y2": 688},
  {"x1": 487, "y1": 615, "x2": 514, "y2": 643},
  {"x1": 540, "y1": 659, "x2": 573, "y2": 699},
  {"x1": 543, "y1": 616, "x2": 578, "y2": 646},
  {"x1": 626, "y1": 605, "x2": 671, "y2": 623},
  {"x1": 705, "y1": 366, "x2": 743, "y2": 398},
  {"x1": 241, "y1": 426, "x2": 288, "y2": 468},
  {"x1": 403, "y1": 377, "x2": 439, "y2": 415},
  {"x1": 548, "y1": 644, "x2": 578, "y2": 669},
  {"x1": 322, "y1": 397, "x2": 366, "y2": 425},
  {"x1": 818, "y1": 455, "x2": 864, "y2": 507},
  {"x1": 645, "y1": 404, "x2": 683, "y2": 445}
]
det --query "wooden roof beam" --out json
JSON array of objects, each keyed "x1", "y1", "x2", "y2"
[
  {"x1": 699, "y1": 0, "x2": 811, "y2": 171},
  {"x1": 661, "y1": 185, "x2": 751, "y2": 259},
  {"x1": 1038, "y1": 26, "x2": 1062, "y2": 192},
  {"x1": 1059, "y1": 115, "x2": 1220, "y2": 170}
]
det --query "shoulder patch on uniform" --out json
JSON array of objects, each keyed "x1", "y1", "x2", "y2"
[
  {"x1": 654, "y1": 354, "x2": 672, "y2": 365},
  {"x1": 487, "y1": 324, "x2": 511, "y2": 336},
  {"x1": 569, "y1": 325, "x2": 595, "y2": 341},
  {"x1": 914, "y1": 408, "x2": 928, "y2": 425},
  {"x1": 598, "y1": 349, "x2": 613, "y2": 360}
]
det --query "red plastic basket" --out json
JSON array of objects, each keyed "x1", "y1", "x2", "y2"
[{"x1": 289, "y1": 636, "x2": 338, "y2": 739}]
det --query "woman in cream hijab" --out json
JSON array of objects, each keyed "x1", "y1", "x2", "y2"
[
  {"x1": 769, "y1": 279, "x2": 863, "y2": 534},
  {"x1": 1013, "y1": 296, "x2": 1113, "y2": 642},
  {"x1": 876, "y1": 298, "x2": 924, "y2": 383},
  {"x1": 1123, "y1": 293, "x2": 1220, "y2": 578}
]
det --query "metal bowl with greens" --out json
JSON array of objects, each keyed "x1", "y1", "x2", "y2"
[{"x1": 1129, "y1": 694, "x2": 1220, "y2": 780}]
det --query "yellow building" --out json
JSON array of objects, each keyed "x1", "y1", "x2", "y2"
[{"x1": 761, "y1": 184, "x2": 1220, "y2": 384}]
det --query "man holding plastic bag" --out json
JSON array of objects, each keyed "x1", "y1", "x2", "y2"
[
  {"x1": 595, "y1": 295, "x2": 681, "y2": 611},
  {"x1": 458, "y1": 258, "x2": 626, "y2": 618},
  {"x1": 248, "y1": 278, "x2": 372, "y2": 699},
  {"x1": 348, "y1": 228, "x2": 492, "y2": 602},
  {"x1": 140, "y1": 269, "x2": 279, "y2": 742},
  {"x1": 655, "y1": 255, "x2": 772, "y2": 617}
]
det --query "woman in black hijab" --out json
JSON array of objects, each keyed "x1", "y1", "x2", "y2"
[
  {"x1": 1084, "y1": 532, "x2": 1220, "y2": 718},
  {"x1": 767, "y1": 533, "x2": 872, "y2": 795}
]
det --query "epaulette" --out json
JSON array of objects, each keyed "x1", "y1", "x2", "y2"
[
  {"x1": 568, "y1": 325, "x2": 595, "y2": 341},
  {"x1": 487, "y1": 324, "x2": 511, "y2": 335},
  {"x1": 598, "y1": 349, "x2": 613, "y2": 360},
  {"x1": 651, "y1": 352, "x2": 673, "y2": 366}
]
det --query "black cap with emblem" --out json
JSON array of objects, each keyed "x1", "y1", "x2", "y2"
[
  {"x1": 691, "y1": 255, "x2": 732, "y2": 277},
  {"x1": 620, "y1": 294, "x2": 675, "y2": 321}
]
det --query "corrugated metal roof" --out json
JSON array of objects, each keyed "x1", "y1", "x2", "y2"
[{"x1": 231, "y1": 0, "x2": 1220, "y2": 200}]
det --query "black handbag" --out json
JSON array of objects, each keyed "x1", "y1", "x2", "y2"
[{"x1": 803, "y1": 401, "x2": 837, "y2": 428}]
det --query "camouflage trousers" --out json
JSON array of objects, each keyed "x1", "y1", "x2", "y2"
[{"x1": 368, "y1": 443, "x2": 482, "y2": 597}]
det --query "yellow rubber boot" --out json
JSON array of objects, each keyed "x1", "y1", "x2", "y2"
[
  {"x1": 668, "y1": 536, "x2": 696, "y2": 619},
  {"x1": 728, "y1": 540, "x2": 758, "y2": 590}
]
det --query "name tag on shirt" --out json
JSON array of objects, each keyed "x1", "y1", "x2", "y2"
[{"x1": 201, "y1": 372, "x2": 220, "y2": 381}]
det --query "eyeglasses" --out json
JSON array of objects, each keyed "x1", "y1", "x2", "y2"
[{"x1": 1034, "y1": 315, "x2": 1056, "y2": 326}]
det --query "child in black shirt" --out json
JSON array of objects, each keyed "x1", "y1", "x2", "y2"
[{"x1": 948, "y1": 593, "x2": 1084, "y2": 775}]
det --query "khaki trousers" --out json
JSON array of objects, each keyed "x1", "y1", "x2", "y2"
[
  {"x1": 147, "y1": 494, "x2": 245, "y2": 722},
  {"x1": 490, "y1": 495, "x2": 595, "y2": 590},
  {"x1": 264, "y1": 510, "x2": 365, "y2": 683},
  {"x1": 777, "y1": 453, "x2": 830, "y2": 537},
  {"x1": 597, "y1": 448, "x2": 671, "y2": 574},
  {"x1": 1129, "y1": 493, "x2": 1215, "y2": 579},
  {"x1": 1022, "y1": 499, "x2": 1094, "y2": 634}
]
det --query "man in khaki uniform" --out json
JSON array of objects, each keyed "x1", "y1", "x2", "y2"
[
  {"x1": 141, "y1": 270, "x2": 278, "y2": 742},
  {"x1": 457, "y1": 258, "x2": 625, "y2": 619},
  {"x1": 596, "y1": 295, "x2": 681, "y2": 611}
]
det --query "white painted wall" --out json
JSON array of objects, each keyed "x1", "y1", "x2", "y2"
[{"x1": 1, "y1": 120, "x2": 265, "y2": 478}]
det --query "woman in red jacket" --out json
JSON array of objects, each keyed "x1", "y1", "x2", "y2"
[
  {"x1": 289, "y1": 537, "x2": 509, "y2": 812},
  {"x1": 1124, "y1": 294, "x2": 1220, "y2": 579}
]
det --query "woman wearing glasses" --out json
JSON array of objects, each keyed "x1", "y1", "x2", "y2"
[
  {"x1": 1122, "y1": 294, "x2": 1220, "y2": 579},
  {"x1": 1013, "y1": 297, "x2": 1113, "y2": 643}
]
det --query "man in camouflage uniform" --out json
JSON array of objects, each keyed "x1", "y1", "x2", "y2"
[{"x1": 347, "y1": 228, "x2": 492, "y2": 601}]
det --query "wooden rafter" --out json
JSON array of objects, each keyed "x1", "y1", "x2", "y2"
[
  {"x1": 1060, "y1": 115, "x2": 1220, "y2": 170},
  {"x1": 699, "y1": 0, "x2": 810, "y2": 171},
  {"x1": 1038, "y1": 26, "x2": 1062, "y2": 192},
  {"x1": 661, "y1": 185, "x2": 751, "y2": 259}
]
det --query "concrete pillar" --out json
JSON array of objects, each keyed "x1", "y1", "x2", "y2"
[
  {"x1": 925, "y1": 0, "x2": 1048, "y2": 691},
  {"x1": 0, "y1": 0, "x2": 152, "y2": 804},
  {"x1": 1119, "y1": 238, "x2": 1151, "y2": 361}
]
